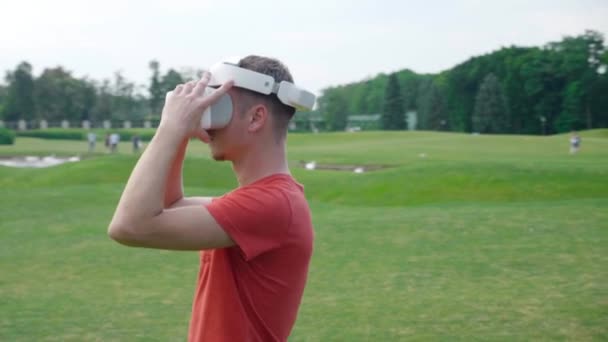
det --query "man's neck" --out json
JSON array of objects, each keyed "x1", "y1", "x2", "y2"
[{"x1": 232, "y1": 141, "x2": 290, "y2": 187}]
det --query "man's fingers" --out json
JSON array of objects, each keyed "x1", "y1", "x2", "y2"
[
  {"x1": 191, "y1": 72, "x2": 211, "y2": 97},
  {"x1": 174, "y1": 84, "x2": 185, "y2": 95},
  {"x1": 200, "y1": 80, "x2": 234, "y2": 107},
  {"x1": 195, "y1": 129, "x2": 211, "y2": 144},
  {"x1": 182, "y1": 81, "x2": 197, "y2": 95}
]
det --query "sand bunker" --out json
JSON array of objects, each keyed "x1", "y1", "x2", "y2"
[{"x1": 298, "y1": 161, "x2": 390, "y2": 173}]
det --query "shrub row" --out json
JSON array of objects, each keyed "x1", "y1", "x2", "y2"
[
  {"x1": 0, "y1": 128, "x2": 16, "y2": 145},
  {"x1": 16, "y1": 129, "x2": 156, "y2": 142}
]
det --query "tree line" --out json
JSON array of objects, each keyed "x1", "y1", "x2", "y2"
[
  {"x1": 1, "y1": 30, "x2": 607, "y2": 135},
  {"x1": 0, "y1": 60, "x2": 200, "y2": 124},
  {"x1": 317, "y1": 30, "x2": 608, "y2": 134}
]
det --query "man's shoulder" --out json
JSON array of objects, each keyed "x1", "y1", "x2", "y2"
[
  {"x1": 253, "y1": 174, "x2": 303, "y2": 192},
  {"x1": 215, "y1": 174, "x2": 308, "y2": 227}
]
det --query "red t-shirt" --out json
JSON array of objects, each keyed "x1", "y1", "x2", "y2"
[{"x1": 188, "y1": 174, "x2": 314, "y2": 342}]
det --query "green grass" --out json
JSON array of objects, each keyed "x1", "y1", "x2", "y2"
[{"x1": 1, "y1": 130, "x2": 607, "y2": 341}]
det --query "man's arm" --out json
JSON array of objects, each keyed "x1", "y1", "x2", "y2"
[
  {"x1": 163, "y1": 138, "x2": 213, "y2": 209},
  {"x1": 108, "y1": 76, "x2": 234, "y2": 250},
  {"x1": 163, "y1": 138, "x2": 188, "y2": 208}
]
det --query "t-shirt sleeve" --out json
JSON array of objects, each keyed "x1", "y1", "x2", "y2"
[{"x1": 206, "y1": 185, "x2": 292, "y2": 260}]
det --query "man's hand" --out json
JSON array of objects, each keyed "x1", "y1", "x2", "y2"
[
  {"x1": 158, "y1": 72, "x2": 233, "y2": 142},
  {"x1": 107, "y1": 72, "x2": 237, "y2": 251}
]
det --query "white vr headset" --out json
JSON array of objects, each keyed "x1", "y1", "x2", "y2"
[{"x1": 201, "y1": 61, "x2": 316, "y2": 129}]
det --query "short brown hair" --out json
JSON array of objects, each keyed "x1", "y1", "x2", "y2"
[{"x1": 237, "y1": 55, "x2": 296, "y2": 136}]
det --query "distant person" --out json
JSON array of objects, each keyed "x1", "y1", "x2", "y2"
[
  {"x1": 570, "y1": 132, "x2": 581, "y2": 154},
  {"x1": 110, "y1": 133, "x2": 120, "y2": 153},
  {"x1": 132, "y1": 134, "x2": 141, "y2": 153},
  {"x1": 105, "y1": 133, "x2": 110, "y2": 152},
  {"x1": 87, "y1": 131, "x2": 96, "y2": 153}
]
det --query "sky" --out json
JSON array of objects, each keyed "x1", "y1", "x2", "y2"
[{"x1": 1, "y1": 0, "x2": 607, "y2": 95}]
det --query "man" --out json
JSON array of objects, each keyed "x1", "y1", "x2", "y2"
[
  {"x1": 108, "y1": 56, "x2": 314, "y2": 341},
  {"x1": 109, "y1": 132, "x2": 120, "y2": 153},
  {"x1": 570, "y1": 131, "x2": 581, "y2": 154},
  {"x1": 87, "y1": 131, "x2": 96, "y2": 153},
  {"x1": 131, "y1": 134, "x2": 141, "y2": 153}
]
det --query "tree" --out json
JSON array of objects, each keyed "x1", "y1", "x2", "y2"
[
  {"x1": 110, "y1": 71, "x2": 133, "y2": 120},
  {"x1": 319, "y1": 88, "x2": 348, "y2": 131},
  {"x1": 0, "y1": 85, "x2": 7, "y2": 119},
  {"x1": 472, "y1": 73, "x2": 510, "y2": 133},
  {"x1": 34, "y1": 67, "x2": 97, "y2": 122},
  {"x1": 353, "y1": 81, "x2": 370, "y2": 114},
  {"x1": 161, "y1": 69, "x2": 184, "y2": 95},
  {"x1": 592, "y1": 52, "x2": 608, "y2": 127},
  {"x1": 78, "y1": 79, "x2": 97, "y2": 121},
  {"x1": 179, "y1": 67, "x2": 204, "y2": 82},
  {"x1": 314, "y1": 30, "x2": 605, "y2": 135},
  {"x1": 2, "y1": 62, "x2": 35, "y2": 121},
  {"x1": 91, "y1": 79, "x2": 112, "y2": 121},
  {"x1": 109, "y1": 71, "x2": 148, "y2": 121},
  {"x1": 555, "y1": 81, "x2": 584, "y2": 132},
  {"x1": 148, "y1": 60, "x2": 163, "y2": 116},
  {"x1": 399, "y1": 74, "x2": 419, "y2": 111},
  {"x1": 578, "y1": 30, "x2": 605, "y2": 129},
  {"x1": 547, "y1": 30, "x2": 606, "y2": 131},
  {"x1": 419, "y1": 80, "x2": 448, "y2": 131},
  {"x1": 381, "y1": 73, "x2": 406, "y2": 130}
]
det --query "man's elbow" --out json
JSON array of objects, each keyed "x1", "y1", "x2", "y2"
[{"x1": 107, "y1": 220, "x2": 139, "y2": 246}]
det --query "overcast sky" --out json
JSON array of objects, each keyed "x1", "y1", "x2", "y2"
[{"x1": 1, "y1": 0, "x2": 607, "y2": 95}]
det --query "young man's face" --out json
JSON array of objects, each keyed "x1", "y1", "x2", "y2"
[{"x1": 206, "y1": 89, "x2": 254, "y2": 161}]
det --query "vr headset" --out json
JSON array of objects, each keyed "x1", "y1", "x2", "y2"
[{"x1": 201, "y1": 61, "x2": 316, "y2": 129}]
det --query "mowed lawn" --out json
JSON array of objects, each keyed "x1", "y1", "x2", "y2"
[{"x1": 1, "y1": 130, "x2": 607, "y2": 341}]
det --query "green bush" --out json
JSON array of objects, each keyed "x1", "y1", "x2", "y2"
[
  {"x1": 95, "y1": 129, "x2": 156, "y2": 142},
  {"x1": 0, "y1": 128, "x2": 16, "y2": 145},
  {"x1": 16, "y1": 128, "x2": 156, "y2": 142},
  {"x1": 17, "y1": 129, "x2": 85, "y2": 140}
]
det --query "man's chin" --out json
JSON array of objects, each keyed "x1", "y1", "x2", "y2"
[{"x1": 211, "y1": 151, "x2": 226, "y2": 161}]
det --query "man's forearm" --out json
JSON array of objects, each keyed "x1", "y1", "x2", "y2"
[
  {"x1": 110, "y1": 128, "x2": 183, "y2": 226},
  {"x1": 164, "y1": 138, "x2": 188, "y2": 208}
]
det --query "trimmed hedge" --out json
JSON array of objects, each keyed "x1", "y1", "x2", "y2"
[
  {"x1": 16, "y1": 128, "x2": 156, "y2": 142},
  {"x1": 17, "y1": 129, "x2": 85, "y2": 140},
  {"x1": 0, "y1": 128, "x2": 16, "y2": 145}
]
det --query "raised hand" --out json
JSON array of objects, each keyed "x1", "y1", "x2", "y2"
[{"x1": 159, "y1": 72, "x2": 233, "y2": 141}]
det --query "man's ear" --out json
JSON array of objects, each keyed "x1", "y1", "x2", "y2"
[{"x1": 247, "y1": 104, "x2": 268, "y2": 133}]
